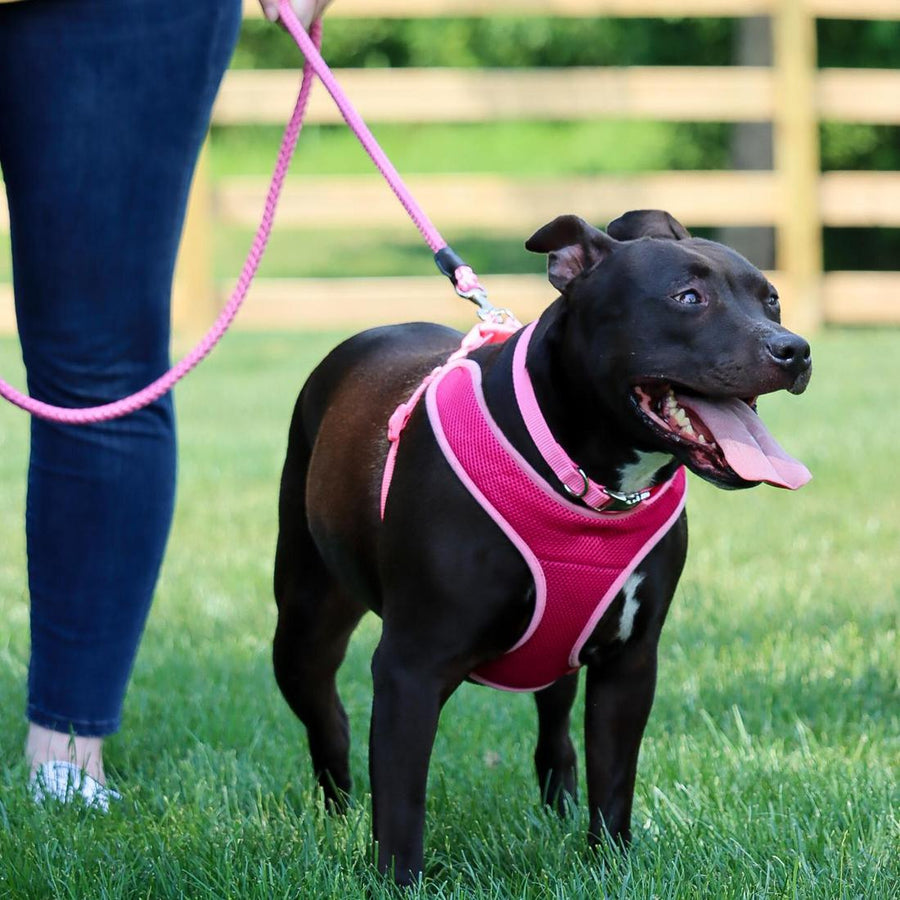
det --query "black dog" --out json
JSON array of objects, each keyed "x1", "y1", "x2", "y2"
[{"x1": 273, "y1": 210, "x2": 811, "y2": 884}]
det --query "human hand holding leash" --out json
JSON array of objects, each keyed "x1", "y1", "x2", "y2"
[{"x1": 259, "y1": 0, "x2": 334, "y2": 27}]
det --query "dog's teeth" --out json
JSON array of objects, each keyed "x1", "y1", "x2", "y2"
[
  {"x1": 673, "y1": 409, "x2": 689, "y2": 426},
  {"x1": 682, "y1": 422, "x2": 695, "y2": 436},
  {"x1": 698, "y1": 434, "x2": 707, "y2": 444}
]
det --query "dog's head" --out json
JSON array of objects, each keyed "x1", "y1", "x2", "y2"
[{"x1": 525, "y1": 211, "x2": 812, "y2": 490}]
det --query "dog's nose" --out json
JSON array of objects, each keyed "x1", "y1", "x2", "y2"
[{"x1": 766, "y1": 333, "x2": 811, "y2": 378}]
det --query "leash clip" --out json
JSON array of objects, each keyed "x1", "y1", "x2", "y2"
[
  {"x1": 464, "y1": 288, "x2": 514, "y2": 325},
  {"x1": 463, "y1": 288, "x2": 516, "y2": 327},
  {"x1": 563, "y1": 467, "x2": 651, "y2": 510},
  {"x1": 456, "y1": 282, "x2": 492, "y2": 314},
  {"x1": 434, "y1": 245, "x2": 502, "y2": 320},
  {"x1": 603, "y1": 486, "x2": 652, "y2": 508}
]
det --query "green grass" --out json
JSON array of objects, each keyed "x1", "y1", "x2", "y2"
[{"x1": 0, "y1": 327, "x2": 898, "y2": 899}]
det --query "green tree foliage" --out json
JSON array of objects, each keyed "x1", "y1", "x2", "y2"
[
  {"x1": 233, "y1": 16, "x2": 734, "y2": 69},
  {"x1": 818, "y1": 17, "x2": 900, "y2": 68}
]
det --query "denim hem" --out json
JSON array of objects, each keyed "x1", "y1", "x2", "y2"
[{"x1": 27, "y1": 704, "x2": 120, "y2": 738}]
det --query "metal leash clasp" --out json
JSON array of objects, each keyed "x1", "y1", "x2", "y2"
[
  {"x1": 455, "y1": 281, "x2": 492, "y2": 316},
  {"x1": 434, "y1": 245, "x2": 514, "y2": 322},
  {"x1": 459, "y1": 285, "x2": 515, "y2": 325},
  {"x1": 450, "y1": 268, "x2": 516, "y2": 325},
  {"x1": 563, "y1": 467, "x2": 651, "y2": 510},
  {"x1": 602, "y1": 486, "x2": 652, "y2": 508}
]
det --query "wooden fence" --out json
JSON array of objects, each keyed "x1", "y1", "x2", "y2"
[{"x1": 1, "y1": 0, "x2": 898, "y2": 335}]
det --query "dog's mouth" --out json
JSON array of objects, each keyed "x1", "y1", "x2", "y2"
[{"x1": 632, "y1": 382, "x2": 811, "y2": 490}]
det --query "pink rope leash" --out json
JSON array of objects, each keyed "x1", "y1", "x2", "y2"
[
  {"x1": 278, "y1": 2, "x2": 444, "y2": 253},
  {"x1": 0, "y1": 2, "x2": 489, "y2": 425},
  {"x1": 0, "y1": 21, "x2": 320, "y2": 425},
  {"x1": 272, "y1": 1, "x2": 492, "y2": 306}
]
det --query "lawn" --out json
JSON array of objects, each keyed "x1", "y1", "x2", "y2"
[{"x1": 0, "y1": 324, "x2": 897, "y2": 899}]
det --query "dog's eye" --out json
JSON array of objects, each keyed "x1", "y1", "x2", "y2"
[
  {"x1": 672, "y1": 289, "x2": 703, "y2": 306},
  {"x1": 767, "y1": 293, "x2": 781, "y2": 312}
]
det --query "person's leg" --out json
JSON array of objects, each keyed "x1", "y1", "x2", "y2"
[{"x1": 0, "y1": 0, "x2": 242, "y2": 783}]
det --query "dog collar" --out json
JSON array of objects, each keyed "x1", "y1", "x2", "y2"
[{"x1": 512, "y1": 321, "x2": 657, "y2": 511}]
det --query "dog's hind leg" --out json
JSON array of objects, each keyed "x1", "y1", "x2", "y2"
[
  {"x1": 533, "y1": 672, "x2": 579, "y2": 815},
  {"x1": 273, "y1": 419, "x2": 367, "y2": 810},
  {"x1": 273, "y1": 581, "x2": 365, "y2": 810}
]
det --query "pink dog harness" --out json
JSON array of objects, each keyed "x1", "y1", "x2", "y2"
[{"x1": 383, "y1": 322, "x2": 687, "y2": 692}]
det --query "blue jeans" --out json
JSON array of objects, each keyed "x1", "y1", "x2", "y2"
[{"x1": 0, "y1": 0, "x2": 241, "y2": 736}]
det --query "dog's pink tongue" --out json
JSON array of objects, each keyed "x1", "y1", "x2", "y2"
[{"x1": 678, "y1": 395, "x2": 811, "y2": 489}]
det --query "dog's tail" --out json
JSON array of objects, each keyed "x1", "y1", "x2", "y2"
[{"x1": 273, "y1": 385, "x2": 318, "y2": 610}]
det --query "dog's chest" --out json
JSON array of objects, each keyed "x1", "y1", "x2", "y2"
[{"x1": 424, "y1": 359, "x2": 687, "y2": 692}]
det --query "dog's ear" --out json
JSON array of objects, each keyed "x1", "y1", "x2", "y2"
[
  {"x1": 607, "y1": 209, "x2": 691, "y2": 241},
  {"x1": 525, "y1": 214, "x2": 619, "y2": 293}
]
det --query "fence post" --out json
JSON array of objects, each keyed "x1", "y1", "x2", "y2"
[
  {"x1": 772, "y1": 0, "x2": 823, "y2": 333},
  {"x1": 172, "y1": 137, "x2": 216, "y2": 335}
]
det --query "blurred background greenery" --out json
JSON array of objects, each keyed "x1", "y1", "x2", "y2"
[
  {"x1": 208, "y1": 14, "x2": 900, "y2": 285},
  {"x1": 1, "y1": 15, "x2": 897, "y2": 286}
]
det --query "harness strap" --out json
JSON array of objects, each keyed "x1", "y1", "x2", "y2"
[
  {"x1": 380, "y1": 316, "x2": 678, "y2": 520},
  {"x1": 380, "y1": 314, "x2": 522, "y2": 518}
]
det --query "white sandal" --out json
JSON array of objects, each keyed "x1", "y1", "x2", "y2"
[{"x1": 30, "y1": 760, "x2": 121, "y2": 812}]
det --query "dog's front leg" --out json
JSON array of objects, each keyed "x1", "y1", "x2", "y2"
[
  {"x1": 583, "y1": 647, "x2": 659, "y2": 848},
  {"x1": 369, "y1": 635, "x2": 449, "y2": 885},
  {"x1": 534, "y1": 672, "x2": 579, "y2": 815}
]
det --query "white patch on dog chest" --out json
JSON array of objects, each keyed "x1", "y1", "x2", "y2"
[
  {"x1": 617, "y1": 451, "x2": 674, "y2": 495},
  {"x1": 616, "y1": 572, "x2": 644, "y2": 642}
]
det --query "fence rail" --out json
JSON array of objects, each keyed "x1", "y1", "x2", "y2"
[
  {"x1": 2, "y1": 0, "x2": 899, "y2": 335},
  {"x1": 213, "y1": 66, "x2": 900, "y2": 126},
  {"x1": 213, "y1": 66, "x2": 780, "y2": 124},
  {"x1": 215, "y1": 170, "x2": 900, "y2": 231}
]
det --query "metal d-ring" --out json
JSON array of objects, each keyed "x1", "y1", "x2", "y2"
[{"x1": 562, "y1": 467, "x2": 590, "y2": 500}]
